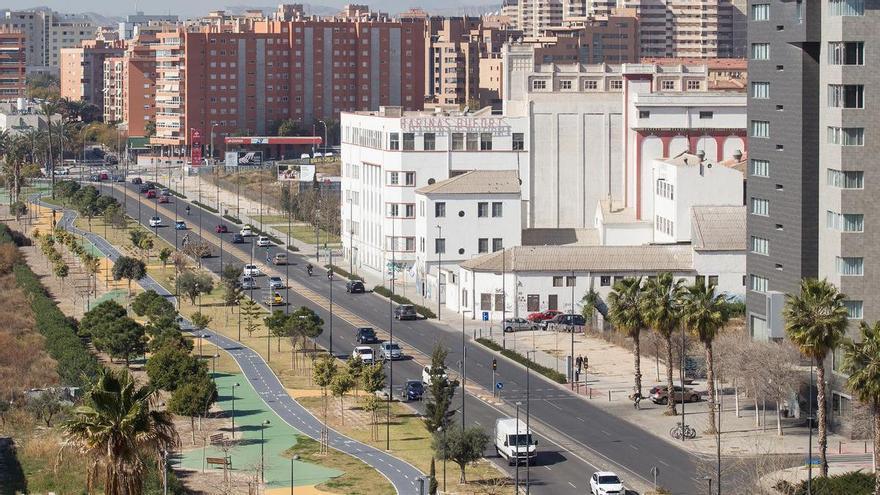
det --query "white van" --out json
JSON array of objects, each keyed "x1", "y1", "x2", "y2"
[{"x1": 494, "y1": 418, "x2": 537, "y2": 465}]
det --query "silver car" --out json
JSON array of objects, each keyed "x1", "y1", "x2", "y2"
[{"x1": 503, "y1": 317, "x2": 537, "y2": 332}]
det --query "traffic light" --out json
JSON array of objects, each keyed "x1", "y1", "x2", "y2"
[{"x1": 492, "y1": 358, "x2": 497, "y2": 371}]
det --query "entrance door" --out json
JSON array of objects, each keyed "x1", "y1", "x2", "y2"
[
  {"x1": 548, "y1": 294, "x2": 558, "y2": 311},
  {"x1": 527, "y1": 294, "x2": 540, "y2": 312}
]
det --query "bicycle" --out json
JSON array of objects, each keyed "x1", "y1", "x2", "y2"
[{"x1": 669, "y1": 423, "x2": 697, "y2": 440}]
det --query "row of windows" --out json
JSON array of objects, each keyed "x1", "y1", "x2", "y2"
[
  {"x1": 532, "y1": 79, "x2": 625, "y2": 91},
  {"x1": 827, "y1": 169, "x2": 864, "y2": 189},
  {"x1": 827, "y1": 210, "x2": 865, "y2": 232},
  {"x1": 749, "y1": 274, "x2": 864, "y2": 318},
  {"x1": 432, "y1": 201, "x2": 503, "y2": 218},
  {"x1": 420, "y1": 237, "x2": 504, "y2": 255},
  {"x1": 828, "y1": 127, "x2": 864, "y2": 146},
  {"x1": 655, "y1": 215, "x2": 674, "y2": 236},
  {"x1": 656, "y1": 179, "x2": 674, "y2": 200}
]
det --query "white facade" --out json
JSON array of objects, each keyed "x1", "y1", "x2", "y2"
[
  {"x1": 0, "y1": 100, "x2": 61, "y2": 135},
  {"x1": 0, "y1": 10, "x2": 96, "y2": 74}
]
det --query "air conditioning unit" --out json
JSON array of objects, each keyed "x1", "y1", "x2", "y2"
[{"x1": 765, "y1": 290, "x2": 786, "y2": 340}]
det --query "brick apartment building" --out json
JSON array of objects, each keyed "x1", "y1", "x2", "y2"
[
  {"x1": 103, "y1": 34, "x2": 158, "y2": 135},
  {"x1": 0, "y1": 29, "x2": 26, "y2": 100},
  {"x1": 60, "y1": 39, "x2": 127, "y2": 110}
]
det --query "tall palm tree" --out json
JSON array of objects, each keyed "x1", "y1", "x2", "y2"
[
  {"x1": 608, "y1": 277, "x2": 645, "y2": 398},
  {"x1": 2, "y1": 134, "x2": 29, "y2": 205},
  {"x1": 641, "y1": 273, "x2": 685, "y2": 416},
  {"x1": 40, "y1": 100, "x2": 59, "y2": 199},
  {"x1": 841, "y1": 321, "x2": 880, "y2": 495},
  {"x1": 681, "y1": 282, "x2": 729, "y2": 434},
  {"x1": 61, "y1": 368, "x2": 178, "y2": 495},
  {"x1": 784, "y1": 278, "x2": 848, "y2": 477}
]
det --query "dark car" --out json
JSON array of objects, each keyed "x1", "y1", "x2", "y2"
[
  {"x1": 543, "y1": 313, "x2": 586, "y2": 330},
  {"x1": 215, "y1": 224, "x2": 228, "y2": 234},
  {"x1": 650, "y1": 385, "x2": 701, "y2": 405},
  {"x1": 138, "y1": 184, "x2": 150, "y2": 193},
  {"x1": 111, "y1": 174, "x2": 125, "y2": 182},
  {"x1": 130, "y1": 177, "x2": 143, "y2": 185},
  {"x1": 231, "y1": 233, "x2": 244, "y2": 244},
  {"x1": 401, "y1": 380, "x2": 424, "y2": 401},
  {"x1": 346, "y1": 280, "x2": 365, "y2": 293},
  {"x1": 355, "y1": 327, "x2": 378, "y2": 344},
  {"x1": 394, "y1": 304, "x2": 418, "y2": 321}
]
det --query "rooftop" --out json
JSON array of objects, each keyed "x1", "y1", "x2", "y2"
[
  {"x1": 598, "y1": 198, "x2": 646, "y2": 225},
  {"x1": 690, "y1": 205, "x2": 747, "y2": 252},
  {"x1": 460, "y1": 245, "x2": 693, "y2": 273},
  {"x1": 522, "y1": 228, "x2": 599, "y2": 246},
  {"x1": 416, "y1": 170, "x2": 521, "y2": 195}
]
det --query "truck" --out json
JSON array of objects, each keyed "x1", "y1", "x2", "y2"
[{"x1": 494, "y1": 418, "x2": 537, "y2": 465}]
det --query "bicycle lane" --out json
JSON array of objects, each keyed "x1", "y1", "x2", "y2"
[{"x1": 53, "y1": 207, "x2": 425, "y2": 494}]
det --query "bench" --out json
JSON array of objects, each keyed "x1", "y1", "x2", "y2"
[{"x1": 206, "y1": 457, "x2": 231, "y2": 469}]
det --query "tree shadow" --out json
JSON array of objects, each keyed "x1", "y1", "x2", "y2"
[{"x1": 0, "y1": 438, "x2": 27, "y2": 495}]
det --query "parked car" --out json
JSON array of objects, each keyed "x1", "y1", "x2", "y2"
[
  {"x1": 174, "y1": 220, "x2": 186, "y2": 230},
  {"x1": 527, "y1": 310, "x2": 562, "y2": 323},
  {"x1": 394, "y1": 304, "x2": 418, "y2": 320},
  {"x1": 55, "y1": 168, "x2": 70, "y2": 176},
  {"x1": 158, "y1": 195, "x2": 169, "y2": 204},
  {"x1": 99, "y1": 172, "x2": 109, "y2": 180},
  {"x1": 149, "y1": 216, "x2": 162, "y2": 227},
  {"x1": 215, "y1": 224, "x2": 228, "y2": 234},
  {"x1": 256, "y1": 236, "x2": 271, "y2": 247},
  {"x1": 240, "y1": 226, "x2": 254, "y2": 237},
  {"x1": 89, "y1": 174, "x2": 102, "y2": 182},
  {"x1": 159, "y1": 188, "x2": 170, "y2": 196},
  {"x1": 543, "y1": 313, "x2": 586, "y2": 330},
  {"x1": 352, "y1": 346, "x2": 374, "y2": 365},
  {"x1": 241, "y1": 276, "x2": 257, "y2": 290},
  {"x1": 502, "y1": 317, "x2": 537, "y2": 332},
  {"x1": 145, "y1": 189, "x2": 157, "y2": 199},
  {"x1": 355, "y1": 327, "x2": 378, "y2": 345},
  {"x1": 379, "y1": 342, "x2": 402, "y2": 361},
  {"x1": 111, "y1": 174, "x2": 125, "y2": 182},
  {"x1": 272, "y1": 253, "x2": 288, "y2": 265},
  {"x1": 130, "y1": 177, "x2": 143, "y2": 185},
  {"x1": 138, "y1": 184, "x2": 150, "y2": 193},
  {"x1": 231, "y1": 233, "x2": 245, "y2": 244},
  {"x1": 268, "y1": 276, "x2": 284, "y2": 289},
  {"x1": 422, "y1": 365, "x2": 448, "y2": 386},
  {"x1": 401, "y1": 380, "x2": 424, "y2": 401},
  {"x1": 649, "y1": 385, "x2": 701, "y2": 405},
  {"x1": 345, "y1": 280, "x2": 365, "y2": 293},
  {"x1": 243, "y1": 264, "x2": 261, "y2": 277},
  {"x1": 590, "y1": 472, "x2": 624, "y2": 495}
]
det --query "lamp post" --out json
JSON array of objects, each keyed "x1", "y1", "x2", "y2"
[
  {"x1": 387, "y1": 218, "x2": 395, "y2": 451},
  {"x1": 290, "y1": 454, "x2": 300, "y2": 495},
  {"x1": 211, "y1": 353, "x2": 219, "y2": 383},
  {"x1": 808, "y1": 354, "x2": 814, "y2": 495},
  {"x1": 515, "y1": 401, "x2": 522, "y2": 492},
  {"x1": 260, "y1": 419, "x2": 271, "y2": 482},
  {"x1": 317, "y1": 119, "x2": 328, "y2": 156},
  {"x1": 525, "y1": 351, "x2": 533, "y2": 493},
  {"x1": 229, "y1": 382, "x2": 240, "y2": 439},
  {"x1": 436, "y1": 426, "x2": 447, "y2": 493},
  {"x1": 198, "y1": 333, "x2": 210, "y2": 358},
  {"x1": 435, "y1": 225, "x2": 442, "y2": 321},
  {"x1": 680, "y1": 321, "x2": 687, "y2": 442},
  {"x1": 461, "y1": 309, "x2": 472, "y2": 430},
  {"x1": 570, "y1": 270, "x2": 575, "y2": 384},
  {"x1": 209, "y1": 123, "x2": 219, "y2": 165}
]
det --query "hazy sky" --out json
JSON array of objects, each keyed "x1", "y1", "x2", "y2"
[{"x1": 4, "y1": 0, "x2": 500, "y2": 18}]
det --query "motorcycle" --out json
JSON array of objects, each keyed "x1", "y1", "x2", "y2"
[{"x1": 306, "y1": 265, "x2": 313, "y2": 276}]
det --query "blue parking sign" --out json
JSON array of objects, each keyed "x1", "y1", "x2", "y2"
[
  {"x1": 482, "y1": 311, "x2": 489, "y2": 321},
  {"x1": 496, "y1": 382, "x2": 503, "y2": 390}
]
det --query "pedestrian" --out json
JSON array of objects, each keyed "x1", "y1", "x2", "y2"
[{"x1": 575, "y1": 355, "x2": 583, "y2": 373}]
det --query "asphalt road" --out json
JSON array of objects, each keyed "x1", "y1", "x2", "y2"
[{"x1": 98, "y1": 180, "x2": 708, "y2": 494}]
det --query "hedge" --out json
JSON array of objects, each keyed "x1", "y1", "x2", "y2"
[
  {"x1": 286, "y1": 245, "x2": 299, "y2": 252},
  {"x1": 250, "y1": 226, "x2": 284, "y2": 246},
  {"x1": 154, "y1": 183, "x2": 186, "y2": 199},
  {"x1": 476, "y1": 338, "x2": 567, "y2": 384},
  {"x1": 372, "y1": 285, "x2": 437, "y2": 319},
  {"x1": 775, "y1": 471, "x2": 874, "y2": 495},
  {"x1": 222, "y1": 214, "x2": 242, "y2": 225},
  {"x1": 192, "y1": 201, "x2": 218, "y2": 213},
  {"x1": 325, "y1": 264, "x2": 354, "y2": 280}
]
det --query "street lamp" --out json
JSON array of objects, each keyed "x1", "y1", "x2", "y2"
[
  {"x1": 198, "y1": 333, "x2": 210, "y2": 357},
  {"x1": 290, "y1": 454, "x2": 300, "y2": 495},
  {"x1": 436, "y1": 426, "x2": 447, "y2": 493},
  {"x1": 210, "y1": 123, "x2": 219, "y2": 164},
  {"x1": 260, "y1": 419, "x2": 271, "y2": 482},
  {"x1": 229, "y1": 382, "x2": 240, "y2": 439},
  {"x1": 524, "y1": 351, "x2": 534, "y2": 493},
  {"x1": 387, "y1": 220, "x2": 396, "y2": 451},
  {"x1": 211, "y1": 353, "x2": 220, "y2": 383},
  {"x1": 435, "y1": 225, "x2": 442, "y2": 321},
  {"x1": 461, "y1": 309, "x2": 472, "y2": 430},
  {"x1": 515, "y1": 401, "x2": 522, "y2": 492}
]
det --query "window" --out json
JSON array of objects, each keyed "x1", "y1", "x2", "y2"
[
  {"x1": 560, "y1": 80, "x2": 572, "y2": 90},
  {"x1": 639, "y1": 110, "x2": 650, "y2": 119},
  {"x1": 452, "y1": 132, "x2": 464, "y2": 150},
  {"x1": 828, "y1": 85, "x2": 864, "y2": 108},
  {"x1": 480, "y1": 133, "x2": 493, "y2": 151},
  {"x1": 423, "y1": 133, "x2": 435, "y2": 151},
  {"x1": 688, "y1": 81, "x2": 702, "y2": 91},
  {"x1": 751, "y1": 3, "x2": 770, "y2": 20},
  {"x1": 478, "y1": 238, "x2": 488, "y2": 253},
  {"x1": 466, "y1": 133, "x2": 479, "y2": 151},
  {"x1": 752, "y1": 82, "x2": 769, "y2": 99},
  {"x1": 844, "y1": 300, "x2": 863, "y2": 319},
  {"x1": 584, "y1": 80, "x2": 598, "y2": 90},
  {"x1": 420, "y1": 237, "x2": 425, "y2": 252},
  {"x1": 566, "y1": 276, "x2": 576, "y2": 287},
  {"x1": 828, "y1": 42, "x2": 864, "y2": 65},
  {"x1": 512, "y1": 133, "x2": 525, "y2": 151},
  {"x1": 837, "y1": 257, "x2": 864, "y2": 276},
  {"x1": 402, "y1": 133, "x2": 415, "y2": 151},
  {"x1": 527, "y1": 295, "x2": 540, "y2": 312},
  {"x1": 830, "y1": 0, "x2": 865, "y2": 16},
  {"x1": 477, "y1": 202, "x2": 489, "y2": 217},
  {"x1": 751, "y1": 43, "x2": 770, "y2": 60},
  {"x1": 480, "y1": 293, "x2": 492, "y2": 311},
  {"x1": 403, "y1": 172, "x2": 415, "y2": 186},
  {"x1": 661, "y1": 80, "x2": 675, "y2": 90},
  {"x1": 751, "y1": 236, "x2": 769, "y2": 255},
  {"x1": 750, "y1": 275, "x2": 769, "y2": 293},
  {"x1": 609, "y1": 79, "x2": 623, "y2": 90},
  {"x1": 751, "y1": 120, "x2": 770, "y2": 138},
  {"x1": 600, "y1": 276, "x2": 611, "y2": 286},
  {"x1": 492, "y1": 238, "x2": 503, "y2": 252},
  {"x1": 708, "y1": 275, "x2": 719, "y2": 287},
  {"x1": 548, "y1": 295, "x2": 558, "y2": 310},
  {"x1": 751, "y1": 198, "x2": 769, "y2": 216},
  {"x1": 751, "y1": 159, "x2": 770, "y2": 177},
  {"x1": 389, "y1": 133, "x2": 399, "y2": 150},
  {"x1": 435, "y1": 202, "x2": 446, "y2": 218},
  {"x1": 492, "y1": 202, "x2": 503, "y2": 217},
  {"x1": 828, "y1": 127, "x2": 864, "y2": 146},
  {"x1": 827, "y1": 169, "x2": 863, "y2": 189},
  {"x1": 387, "y1": 172, "x2": 399, "y2": 185},
  {"x1": 494, "y1": 294, "x2": 504, "y2": 312},
  {"x1": 827, "y1": 211, "x2": 864, "y2": 232},
  {"x1": 434, "y1": 238, "x2": 446, "y2": 254},
  {"x1": 532, "y1": 79, "x2": 546, "y2": 90},
  {"x1": 552, "y1": 276, "x2": 564, "y2": 287}
]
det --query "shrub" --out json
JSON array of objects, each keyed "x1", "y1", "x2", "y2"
[
  {"x1": 774, "y1": 471, "x2": 874, "y2": 495},
  {"x1": 372, "y1": 284, "x2": 437, "y2": 319},
  {"x1": 222, "y1": 214, "x2": 242, "y2": 224},
  {"x1": 191, "y1": 201, "x2": 218, "y2": 213},
  {"x1": 286, "y1": 245, "x2": 299, "y2": 252},
  {"x1": 476, "y1": 338, "x2": 567, "y2": 384}
]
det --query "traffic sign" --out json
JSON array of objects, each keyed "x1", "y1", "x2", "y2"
[
  {"x1": 482, "y1": 311, "x2": 489, "y2": 321},
  {"x1": 496, "y1": 382, "x2": 503, "y2": 390}
]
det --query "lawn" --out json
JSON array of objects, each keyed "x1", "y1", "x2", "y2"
[
  {"x1": 274, "y1": 224, "x2": 341, "y2": 246},
  {"x1": 285, "y1": 435, "x2": 395, "y2": 495}
]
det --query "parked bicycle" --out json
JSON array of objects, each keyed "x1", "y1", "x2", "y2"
[{"x1": 669, "y1": 423, "x2": 697, "y2": 440}]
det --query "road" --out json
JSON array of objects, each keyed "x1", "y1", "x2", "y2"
[
  {"x1": 53, "y1": 205, "x2": 427, "y2": 494},
  {"x1": 99, "y1": 179, "x2": 707, "y2": 494}
]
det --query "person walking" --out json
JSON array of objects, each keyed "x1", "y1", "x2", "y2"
[{"x1": 576, "y1": 355, "x2": 583, "y2": 373}]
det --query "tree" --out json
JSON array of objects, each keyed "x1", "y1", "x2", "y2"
[
  {"x1": 144, "y1": 121, "x2": 156, "y2": 137},
  {"x1": 432, "y1": 425, "x2": 490, "y2": 484},
  {"x1": 158, "y1": 247, "x2": 172, "y2": 267},
  {"x1": 841, "y1": 321, "x2": 880, "y2": 495},
  {"x1": 80, "y1": 300, "x2": 128, "y2": 339},
  {"x1": 240, "y1": 298, "x2": 263, "y2": 338},
  {"x1": 313, "y1": 353, "x2": 337, "y2": 453},
  {"x1": 168, "y1": 372, "x2": 216, "y2": 445},
  {"x1": 784, "y1": 278, "x2": 848, "y2": 477},
  {"x1": 178, "y1": 270, "x2": 214, "y2": 305},
  {"x1": 27, "y1": 392, "x2": 65, "y2": 427},
  {"x1": 221, "y1": 265, "x2": 243, "y2": 307},
  {"x1": 10, "y1": 200, "x2": 27, "y2": 221},
  {"x1": 265, "y1": 310, "x2": 290, "y2": 352},
  {"x1": 360, "y1": 362, "x2": 386, "y2": 440},
  {"x1": 100, "y1": 317, "x2": 146, "y2": 367},
  {"x1": 132, "y1": 290, "x2": 176, "y2": 323},
  {"x1": 330, "y1": 371, "x2": 355, "y2": 425},
  {"x1": 73, "y1": 185, "x2": 100, "y2": 226},
  {"x1": 681, "y1": 282, "x2": 730, "y2": 435},
  {"x1": 61, "y1": 368, "x2": 178, "y2": 495},
  {"x1": 424, "y1": 344, "x2": 455, "y2": 434},
  {"x1": 53, "y1": 261, "x2": 69, "y2": 287},
  {"x1": 145, "y1": 344, "x2": 205, "y2": 392},
  {"x1": 347, "y1": 355, "x2": 365, "y2": 397},
  {"x1": 429, "y1": 458, "x2": 438, "y2": 495},
  {"x1": 607, "y1": 277, "x2": 645, "y2": 399},
  {"x1": 112, "y1": 256, "x2": 146, "y2": 297},
  {"x1": 103, "y1": 204, "x2": 126, "y2": 229},
  {"x1": 640, "y1": 273, "x2": 685, "y2": 416},
  {"x1": 181, "y1": 239, "x2": 211, "y2": 263},
  {"x1": 190, "y1": 311, "x2": 213, "y2": 343}
]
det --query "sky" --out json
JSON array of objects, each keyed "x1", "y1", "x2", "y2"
[{"x1": 3, "y1": 0, "x2": 501, "y2": 18}]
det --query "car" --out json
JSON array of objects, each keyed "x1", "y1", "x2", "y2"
[
  {"x1": 131, "y1": 177, "x2": 143, "y2": 185},
  {"x1": 241, "y1": 276, "x2": 257, "y2": 290},
  {"x1": 527, "y1": 310, "x2": 562, "y2": 323},
  {"x1": 590, "y1": 472, "x2": 624, "y2": 495},
  {"x1": 649, "y1": 385, "x2": 701, "y2": 405},
  {"x1": 89, "y1": 174, "x2": 102, "y2": 182},
  {"x1": 502, "y1": 317, "x2": 537, "y2": 332},
  {"x1": 352, "y1": 346, "x2": 374, "y2": 364},
  {"x1": 240, "y1": 226, "x2": 254, "y2": 237},
  {"x1": 145, "y1": 189, "x2": 157, "y2": 199},
  {"x1": 111, "y1": 174, "x2": 125, "y2": 182},
  {"x1": 99, "y1": 172, "x2": 109, "y2": 180},
  {"x1": 243, "y1": 264, "x2": 261, "y2": 277},
  {"x1": 231, "y1": 233, "x2": 245, "y2": 244},
  {"x1": 394, "y1": 304, "x2": 418, "y2": 320},
  {"x1": 215, "y1": 224, "x2": 228, "y2": 234},
  {"x1": 55, "y1": 168, "x2": 70, "y2": 176},
  {"x1": 422, "y1": 365, "x2": 448, "y2": 386},
  {"x1": 401, "y1": 380, "x2": 424, "y2": 401},
  {"x1": 158, "y1": 195, "x2": 169, "y2": 204},
  {"x1": 174, "y1": 220, "x2": 186, "y2": 230},
  {"x1": 379, "y1": 342, "x2": 402, "y2": 361},
  {"x1": 159, "y1": 188, "x2": 171, "y2": 196},
  {"x1": 272, "y1": 253, "x2": 288, "y2": 265},
  {"x1": 345, "y1": 280, "x2": 365, "y2": 293},
  {"x1": 355, "y1": 327, "x2": 378, "y2": 344},
  {"x1": 138, "y1": 184, "x2": 150, "y2": 193},
  {"x1": 543, "y1": 313, "x2": 586, "y2": 330},
  {"x1": 256, "y1": 236, "x2": 271, "y2": 247},
  {"x1": 149, "y1": 216, "x2": 162, "y2": 227},
  {"x1": 267, "y1": 292, "x2": 284, "y2": 306},
  {"x1": 268, "y1": 276, "x2": 284, "y2": 289}
]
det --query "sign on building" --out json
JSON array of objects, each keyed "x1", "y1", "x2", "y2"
[{"x1": 399, "y1": 116, "x2": 511, "y2": 135}]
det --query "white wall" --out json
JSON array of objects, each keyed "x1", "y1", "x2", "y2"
[{"x1": 692, "y1": 250, "x2": 746, "y2": 300}]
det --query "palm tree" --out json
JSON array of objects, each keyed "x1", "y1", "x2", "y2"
[
  {"x1": 784, "y1": 278, "x2": 848, "y2": 477},
  {"x1": 641, "y1": 273, "x2": 685, "y2": 416},
  {"x1": 61, "y1": 368, "x2": 178, "y2": 495},
  {"x1": 40, "y1": 100, "x2": 59, "y2": 199},
  {"x1": 608, "y1": 277, "x2": 645, "y2": 398},
  {"x1": 2, "y1": 134, "x2": 29, "y2": 205},
  {"x1": 681, "y1": 282, "x2": 729, "y2": 434},
  {"x1": 840, "y1": 321, "x2": 880, "y2": 495}
]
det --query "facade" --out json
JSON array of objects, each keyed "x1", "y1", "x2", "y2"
[
  {"x1": 0, "y1": 99, "x2": 61, "y2": 135},
  {"x1": 60, "y1": 40, "x2": 127, "y2": 110},
  {"x1": 118, "y1": 12, "x2": 179, "y2": 40},
  {"x1": 103, "y1": 57, "x2": 124, "y2": 123},
  {"x1": 0, "y1": 29, "x2": 26, "y2": 100},
  {"x1": 0, "y1": 9, "x2": 96, "y2": 74}
]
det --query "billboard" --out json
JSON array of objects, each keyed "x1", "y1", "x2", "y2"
[
  {"x1": 277, "y1": 163, "x2": 315, "y2": 182},
  {"x1": 225, "y1": 152, "x2": 238, "y2": 167},
  {"x1": 229, "y1": 151, "x2": 262, "y2": 167},
  {"x1": 190, "y1": 128, "x2": 203, "y2": 165}
]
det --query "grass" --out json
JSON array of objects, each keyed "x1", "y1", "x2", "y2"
[
  {"x1": 274, "y1": 224, "x2": 341, "y2": 245},
  {"x1": 256, "y1": 215, "x2": 292, "y2": 224},
  {"x1": 1, "y1": 417, "x2": 92, "y2": 494},
  {"x1": 285, "y1": 436, "x2": 394, "y2": 495}
]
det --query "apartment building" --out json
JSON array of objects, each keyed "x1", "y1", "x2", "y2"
[
  {"x1": 149, "y1": 18, "x2": 426, "y2": 152},
  {"x1": 0, "y1": 29, "x2": 26, "y2": 100},
  {"x1": 0, "y1": 9, "x2": 96, "y2": 74},
  {"x1": 60, "y1": 40, "x2": 127, "y2": 110},
  {"x1": 118, "y1": 12, "x2": 179, "y2": 40}
]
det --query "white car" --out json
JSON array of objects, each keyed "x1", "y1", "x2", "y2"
[
  {"x1": 352, "y1": 346, "x2": 374, "y2": 364},
  {"x1": 243, "y1": 264, "x2": 261, "y2": 277},
  {"x1": 240, "y1": 226, "x2": 254, "y2": 237},
  {"x1": 590, "y1": 471, "x2": 624, "y2": 495},
  {"x1": 149, "y1": 216, "x2": 162, "y2": 227},
  {"x1": 256, "y1": 236, "x2": 271, "y2": 247},
  {"x1": 422, "y1": 365, "x2": 448, "y2": 386}
]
